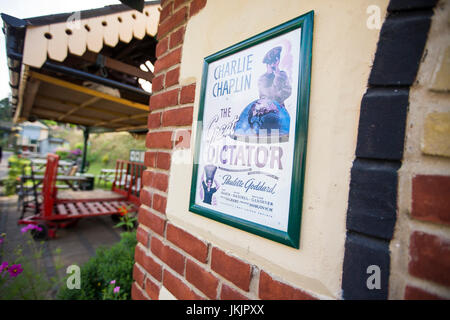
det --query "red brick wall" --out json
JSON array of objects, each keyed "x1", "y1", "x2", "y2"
[
  {"x1": 404, "y1": 175, "x2": 450, "y2": 299},
  {"x1": 132, "y1": 0, "x2": 318, "y2": 300}
]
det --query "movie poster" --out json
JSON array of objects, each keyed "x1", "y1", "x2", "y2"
[{"x1": 193, "y1": 27, "x2": 302, "y2": 233}]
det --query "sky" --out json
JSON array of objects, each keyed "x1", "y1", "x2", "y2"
[{"x1": 0, "y1": 0, "x2": 123, "y2": 100}]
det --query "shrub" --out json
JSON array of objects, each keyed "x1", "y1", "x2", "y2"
[
  {"x1": 55, "y1": 149, "x2": 70, "y2": 160},
  {"x1": 57, "y1": 231, "x2": 136, "y2": 300},
  {"x1": 101, "y1": 154, "x2": 109, "y2": 165},
  {"x1": 4, "y1": 156, "x2": 31, "y2": 196}
]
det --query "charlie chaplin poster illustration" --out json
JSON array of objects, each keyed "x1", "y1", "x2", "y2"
[{"x1": 233, "y1": 46, "x2": 292, "y2": 142}]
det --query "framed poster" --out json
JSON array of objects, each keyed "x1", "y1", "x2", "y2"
[{"x1": 189, "y1": 11, "x2": 314, "y2": 248}]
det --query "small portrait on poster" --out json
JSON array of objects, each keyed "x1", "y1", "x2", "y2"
[{"x1": 200, "y1": 165, "x2": 220, "y2": 206}]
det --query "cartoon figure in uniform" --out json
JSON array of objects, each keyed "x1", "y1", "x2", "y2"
[{"x1": 233, "y1": 46, "x2": 292, "y2": 142}]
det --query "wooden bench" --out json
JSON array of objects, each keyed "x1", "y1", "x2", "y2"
[{"x1": 18, "y1": 154, "x2": 145, "y2": 239}]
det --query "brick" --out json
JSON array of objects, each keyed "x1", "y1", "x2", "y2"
[
  {"x1": 154, "y1": 47, "x2": 182, "y2": 74},
  {"x1": 422, "y1": 112, "x2": 450, "y2": 157},
  {"x1": 158, "y1": 7, "x2": 187, "y2": 39},
  {"x1": 135, "y1": 245, "x2": 163, "y2": 281},
  {"x1": 174, "y1": 0, "x2": 186, "y2": 10},
  {"x1": 190, "y1": 0, "x2": 207, "y2": 17},
  {"x1": 148, "y1": 112, "x2": 161, "y2": 129},
  {"x1": 356, "y1": 88, "x2": 409, "y2": 161},
  {"x1": 161, "y1": 0, "x2": 173, "y2": 9},
  {"x1": 430, "y1": 47, "x2": 450, "y2": 92},
  {"x1": 155, "y1": 37, "x2": 169, "y2": 58},
  {"x1": 180, "y1": 84, "x2": 196, "y2": 104},
  {"x1": 149, "y1": 88, "x2": 179, "y2": 111},
  {"x1": 346, "y1": 159, "x2": 400, "y2": 240},
  {"x1": 151, "y1": 172, "x2": 169, "y2": 192},
  {"x1": 388, "y1": 0, "x2": 438, "y2": 11},
  {"x1": 186, "y1": 259, "x2": 219, "y2": 299},
  {"x1": 162, "y1": 106, "x2": 193, "y2": 127},
  {"x1": 133, "y1": 264, "x2": 146, "y2": 288},
  {"x1": 144, "y1": 151, "x2": 157, "y2": 168},
  {"x1": 142, "y1": 170, "x2": 154, "y2": 187},
  {"x1": 169, "y1": 26, "x2": 185, "y2": 49},
  {"x1": 409, "y1": 231, "x2": 450, "y2": 287},
  {"x1": 412, "y1": 175, "x2": 450, "y2": 226},
  {"x1": 156, "y1": 152, "x2": 171, "y2": 171},
  {"x1": 153, "y1": 193, "x2": 167, "y2": 214},
  {"x1": 146, "y1": 131, "x2": 173, "y2": 149},
  {"x1": 151, "y1": 237, "x2": 185, "y2": 275},
  {"x1": 151, "y1": 74, "x2": 164, "y2": 92},
  {"x1": 131, "y1": 282, "x2": 148, "y2": 300},
  {"x1": 159, "y1": 1, "x2": 173, "y2": 23},
  {"x1": 259, "y1": 271, "x2": 316, "y2": 300},
  {"x1": 139, "y1": 188, "x2": 152, "y2": 207},
  {"x1": 145, "y1": 277, "x2": 160, "y2": 300},
  {"x1": 220, "y1": 284, "x2": 250, "y2": 300},
  {"x1": 369, "y1": 12, "x2": 433, "y2": 86},
  {"x1": 211, "y1": 247, "x2": 252, "y2": 291},
  {"x1": 163, "y1": 269, "x2": 203, "y2": 300},
  {"x1": 165, "y1": 67, "x2": 180, "y2": 87},
  {"x1": 136, "y1": 226, "x2": 149, "y2": 247},
  {"x1": 341, "y1": 232, "x2": 390, "y2": 300},
  {"x1": 138, "y1": 206, "x2": 165, "y2": 236},
  {"x1": 404, "y1": 285, "x2": 445, "y2": 300},
  {"x1": 166, "y1": 223, "x2": 208, "y2": 262},
  {"x1": 174, "y1": 129, "x2": 191, "y2": 149}
]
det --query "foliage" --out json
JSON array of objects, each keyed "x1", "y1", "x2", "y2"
[
  {"x1": 55, "y1": 149, "x2": 70, "y2": 160},
  {"x1": 0, "y1": 97, "x2": 12, "y2": 122},
  {"x1": 0, "y1": 229, "x2": 63, "y2": 299},
  {"x1": 102, "y1": 280, "x2": 127, "y2": 300},
  {"x1": 114, "y1": 206, "x2": 138, "y2": 232},
  {"x1": 57, "y1": 231, "x2": 137, "y2": 300},
  {"x1": 101, "y1": 154, "x2": 109, "y2": 165},
  {"x1": 4, "y1": 156, "x2": 31, "y2": 196}
]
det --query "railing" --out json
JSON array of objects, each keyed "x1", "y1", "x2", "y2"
[{"x1": 111, "y1": 160, "x2": 146, "y2": 206}]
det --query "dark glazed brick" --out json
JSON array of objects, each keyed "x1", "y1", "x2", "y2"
[
  {"x1": 356, "y1": 88, "x2": 409, "y2": 160},
  {"x1": 388, "y1": 0, "x2": 439, "y2": 11},
  {"x1": 347, "y1": 159, "x2": 400, "y2": 240},
  {"x1": 342, "y1": 232, "x2": 390, "y2": 300},
  {"x1": 369, "y1": 11, "x2": 433, "y2": 86}
]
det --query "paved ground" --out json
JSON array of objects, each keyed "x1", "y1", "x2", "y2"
[{"x1": 0, "y1": 152, "x2": 125, "y2": 299}]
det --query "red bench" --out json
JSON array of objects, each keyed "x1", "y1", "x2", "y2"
[{"x1": 18, "y1": 154, "x2": 144, "y2": 239}]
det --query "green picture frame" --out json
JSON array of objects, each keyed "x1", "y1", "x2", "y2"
[{"x1": 189, "y1": 11, "x2": 314, "y2": 248}]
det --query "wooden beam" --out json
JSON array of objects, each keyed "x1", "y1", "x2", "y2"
[
  {"x1": 35, "y1": 95, "x2": 126, "y2": 119},
  {"x1": 94, "y1": 113, "x2": 148, "y2": 127},
  {"x1": 29, "y1": 71, "x2": 150, "y2": 112},
  {"x1": 32, "y1": 106, "x2": 99, "y2": 126},
  {"x1": 80, "y1": 51, "x2": 154, "y2": 82},
  {"x1": 22, "y1": 78, "x2": 40, "y2": 119},
  {"x1": 115, "y1": 124, "x2": 148, "y2": 132},
  {"x1": 57, "y1": 96, "x2": 101, "y2": 121}
]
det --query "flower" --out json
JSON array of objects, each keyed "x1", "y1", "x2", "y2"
[
  {"x1": 118, "y1": 206, "x2": 128, "y2": 217},
  {"x1": 0, "y1": 261, "x2": 8, "y2": 272},
  {"x1": 113, "y1": 286, "x2": 120, "y2": 294},
  {"x1": 110, "y1": 280, "x2": 116, "y2": 285},
  {"x1": 21, "y1": 225, "x2": 43, "y2": 234},
  {"x1": 8, "y1": 264, "x2": 23, "y2": 277}
]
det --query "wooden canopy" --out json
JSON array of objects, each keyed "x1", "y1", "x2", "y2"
[{"x1": 3, "y1": 1, "x2": 161, "y2": 133}]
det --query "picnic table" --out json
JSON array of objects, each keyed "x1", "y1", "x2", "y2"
[
  {"x1": 30, "y1": 158, "x2": 74, "y2": 173},
  {"x1": 98, "y1": 168, "x2": 127, "y2": 187},
  {"x1": 21, "y1": 174, "x2": 88, "y2": 191}
]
